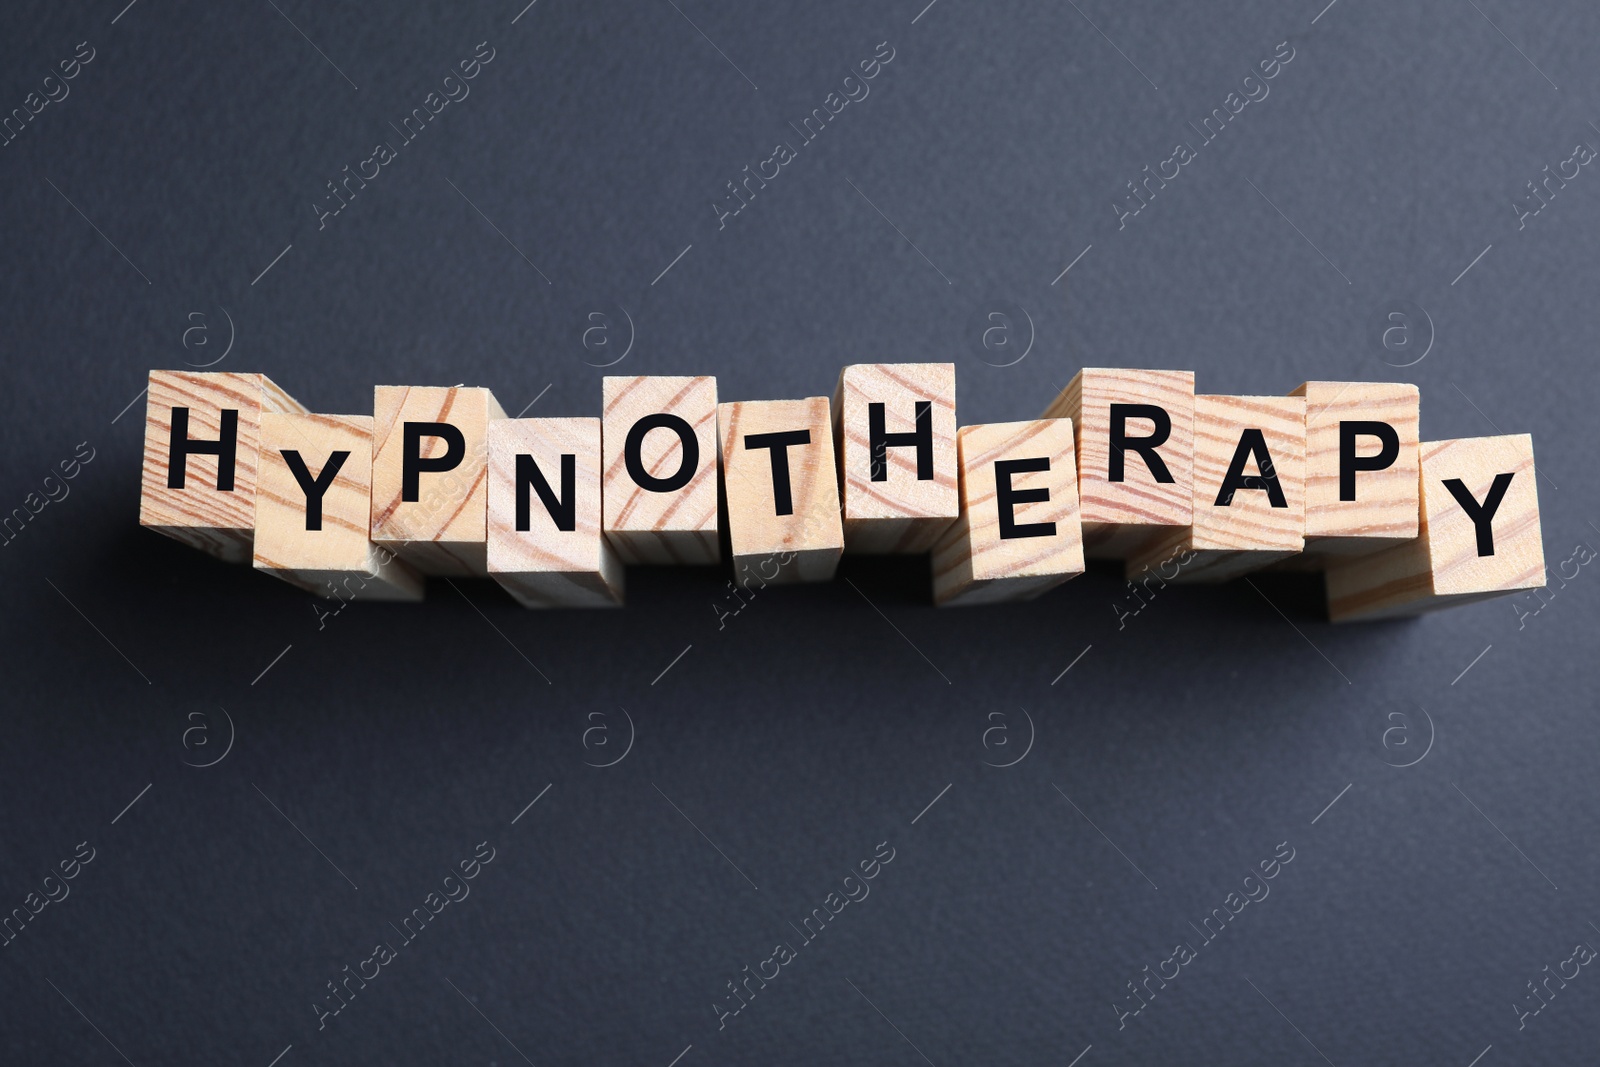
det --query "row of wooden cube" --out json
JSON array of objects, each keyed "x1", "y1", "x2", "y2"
[{"x1": 137, "y1": 367, "x2": 1546, "y2": 621}]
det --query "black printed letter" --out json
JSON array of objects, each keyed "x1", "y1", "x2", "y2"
[
  {"x1": 1338, "y1": 421, "x2": 1400, "y2": 501},
  {"x1": 167, "y1": 408, "x2": 239, "y2": 490},
  {"x1": 1443, "y1": 473, "x2": 1515, "y2": 556},
  {"x1": 744, "y1": 430, "x2": 811, "y2": 516},
  {"x1": 401, "y1": 422, "x2": 465, "y2": 502},
  {"x1": 995, "y1": 458, "x2": 1055, "y2": 539},
  {"x1": 515, "y1": 453, "x2": 576, "y2": 532},
  {"x1": 625, "y1": 414, "x2": 698, "y2": 493},
  {"x1": 1108, "y1": 404, "x2": 1174, "y2": 483},
  {"x1": 280, "y1": 449, "x2": 350, "y2": 531},
  {"x1": 868, "y1": 401, "x2": 933, "y2": 481},
  {"x1": 1215, "y1": 429, "x2": 1287, "y2": 508}
]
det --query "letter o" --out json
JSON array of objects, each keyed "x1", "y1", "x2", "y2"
[{"x1": 625, "y1": 413, "x2": 699, "y2": 492}]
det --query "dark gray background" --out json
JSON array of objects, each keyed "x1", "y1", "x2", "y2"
[{"x1": 2, "y1": 0, "x2": 1596, "y2": 1064}]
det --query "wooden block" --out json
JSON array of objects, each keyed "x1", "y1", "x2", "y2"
[
  {"x1": 601, "y1": 376, "x2": 721, "y2": 564},
  {"x1": 932, "y1": 419, "x2": 1085, "y2": 606},
  {"x1": 140, "y1": 370, "x2": 306, "y2": 562},
  {"x1": 1291, "y1": 380, "x2": 1420, "y2": 563},
  {"x1": 1040, "y1": 368, "x2": 1195, "y2": 558},
  {"x1": 718, "y1": 397, "x2": 844, "y2": 583},
  {"x1": 253, "y1": 414, "x2": 424, "y2": 601},
  {"x1": 370, "y1": 385, "x2": 506, "y2": 576},
  {"x1": 487, "y1": 418, "x2": 623, "y2": 608},
  {"x1": 1326, "y1": 434, "x2": 1545, "y2": 621},
  {"x1": 833, "y1": 363, "x2": 959, "y2": 553},
  {"x1": 1127, "y1": 394, "x2": 1306, "y2": 583}
]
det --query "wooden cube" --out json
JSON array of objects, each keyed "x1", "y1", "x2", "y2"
[
  {"x1": 601, "y1": 376, "x2": 721, "y2": 565},
  {"x1": 139, "y1": 370, "x2": 306, "y2": 562},
  {"x1": 833, "y1": 363, "x2": 959, "y2": 553},
  {"x1": 487, "y1": 418, "x2": 623, "y2": 608},
  {"x1": 254, "y1": 414, "x2": 423, "y2": 601},
  {"x1": 1041, "y1": 368, "x2": 1195, "y2": 558},
  {"x1": 1291, "y1": 380, "x2": 1420, "y2": 563},
  {"x1": 718, "y1": 397, "x2": 844, "y2": 583},
  {"x1": 1127, "y1": 394, "x2": 1306, "y2": 583},
  {"x1": 370, "y1": 386, "x2": 506, "y2": 576},
  {"x1": 932, "y1": 419, "x2": 1085, "y2": 606},
  {"x1": 1326, "y1": 434, "x2": 1545, "y2": 621}
]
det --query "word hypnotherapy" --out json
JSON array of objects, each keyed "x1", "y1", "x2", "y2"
[{"x1": 138, "y1": 365, "x2": 1546, "y2": 621}]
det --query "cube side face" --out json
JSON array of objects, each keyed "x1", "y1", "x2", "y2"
[
  {"x1": 260, "y1": 376, "x2": 309, "y2": 417},
  {"x1": 1324, "y1": 538, "x2": 1436, "y2": 621},
  {"x1": 1122, "y1": 525, "x2": 1197, "y2": 581},
  {"x1": 718, "y1": 397, "x2": 844, "y2": 573},
  {"x1": 835, "y1": 363, "x2": 959, "y2": 548},
  {"x1": 140, "y1": 371, "x2": 284, "y2": 562},
  {"x1": 486, "y1": 418, "x2": 610, "y2": 585},
  {"x1": 496, "y1": 568, "x2": 624, "y2": 609},
  {"x1": 1039, "y1": 371, "x2": 1082, "y2": 424},
  {"x1": 1420, "y1": 435, "x2": 1545, "y2": 597},
  {"x1": 600, "y1": 376, "x2": 720, "y2": 562},
  {"x1": 1191, "y1": 394, "x2": 1306, "y2": 554},
  {"x1": 964, "y1": 419, "x2": 1085, "y2": 581},
  {"x1": 929, "y1": 510, "x2": 977, "y2": 605},
  {"x1": 938, "y1": 571, "x2": 1073, "y2": 607},
  {"x1": 1072, "y1": 369, "x2": 1195, "y2": 528},
  {"x1": 254, "y1": 413, "x2": 378, "y2": 577},
  {"x1": 1299, "y1": 381, "x2": 1420, "y2": 541},
  {"x1": 370, "y1": 386, "x2": 500, "y2": 574}
]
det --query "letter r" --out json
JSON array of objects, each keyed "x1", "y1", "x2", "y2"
[{"x1": 1108, "y1": 404, "x2": 1174, "y2": 483}]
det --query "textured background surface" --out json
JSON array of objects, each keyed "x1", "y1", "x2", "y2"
[{"x1": 2, "y1": 1, "x2": 1598, "y2": 1064}]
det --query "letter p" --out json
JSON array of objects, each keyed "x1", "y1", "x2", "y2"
[{"x1": 402, "y1": 422, "x2": 466, "y2": 502}]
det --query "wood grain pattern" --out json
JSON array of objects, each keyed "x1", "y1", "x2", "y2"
[
  {"x1": 254, "y1": 413, "x2": 424, "y2": 601},
  {"x1": 718, "y1": 397, "x2": 844, "y2": 583},
  {"x1": 833, "y1": 362, "x2": 959, "y2": 553},
  {"x1": 1292, "y1": 380, "x2": 1420, "y2": 562},
  {"x1": 1326, "y1": 434, "x2": 1545, "y2": 621},
  {"x1": 1127, "y1": 393, "x2": 1306, "y2": 583},
  {"x1": 139, "y1": 370, "x2": 306, "y2": 562},
  {"x1": 931, "y1": 419, "x2": 1085, "y2": 606},
  {"x1": 1040, "y1": 368, "x2": 1194, "y2": 558},
  {"x1": 487, "y1": 418, "x2": 623, "y2": 608},
  {"x1": 601, "y1": 375, "x2": 721, "y2": 565},
  {"x1": 370, "y1": 385, "x2": 506, "y2": 577}
]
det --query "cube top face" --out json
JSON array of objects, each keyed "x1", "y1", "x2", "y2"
[
  {"x1": 254, "y1": 413, "x2": 377, "y2": 574},
  {"x1": 370, "y1": 385, "x2": 503, "y2": 547},
  {"x1": 140, "y1": 370, "x2": 305, "y2": 561},
  {"x1": 1191, "y1": 394, "x2": 1306, "y2": 553},
  {"x1": 486, "y1": 418, "x2": 606, "y2": 577},
  {"x1": 1296, "y1": 381, "x2": 1420, "y2": 540},
  {"x1": 601, "y1": 376, "x2": 719, "y2": 538},
  {"x1": 1052, "y1": 368, "x2": 1195, "y2": 528},
  {"x1": 835, "y1": 363, "x2": 959, "y2": 524},
  {"x1": 718, "y1": 397, "x2": 843, "y2": 560},
  {"x1": 1422, "y1": 434, "x2": 1544, "y2": 596},
  {"x1": 955, "y1": 419, "x2": 1084, "y2": 583}
]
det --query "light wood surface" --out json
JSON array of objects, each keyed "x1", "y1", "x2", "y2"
[
  {"x1": 601, "y1": 376, "x2": 721, "y2": 564},
  {"x1": 1041, "y1": 368, "x2": 1194, "y2": 558},
  {"x1": 140, "y1": 370, "x2": 306, "y2": 562},
  {"x1": 370, "y1": 385, "x2": 506, "y2": 576},
  {"x1": 1291, "y1": 380, "x2": 1419, "y2": 563},
  {"x1": 254, "y1": 413, "x2": 424, "y2": 600},
  {"x1": 1127, "y1": 394, "x2": 1305, "y2": 582},
  {"x1": 932, "y1": 419, "x2": 1085, "y2": 606},
  {"x1": 487, "y1": 417, "x2": 623, "y2": 608},
  {"x1": 833, "y1": 362, "x2": 959, "y2": 553},
  {"x1": 718, "y1": 397, "x2": 844, "y2": 583},
  {"x1": 1326, "y1": 434, "x2": 1545, "y2": 621}
]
